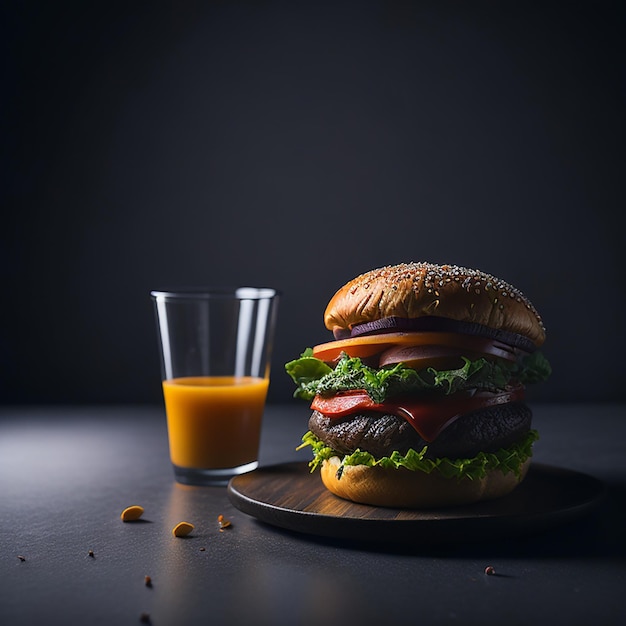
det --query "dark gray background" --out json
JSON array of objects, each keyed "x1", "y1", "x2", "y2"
[{"x1": 3, "y1": 1, "x2": 624, "y2": 406}]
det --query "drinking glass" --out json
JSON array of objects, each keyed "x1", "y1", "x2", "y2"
[{"x1": 151, "y1": 287, "x2": 279, "y2": 485}]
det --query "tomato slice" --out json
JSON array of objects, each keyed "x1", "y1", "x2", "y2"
[
  {"x1": 378, "y1": 341, "x2": 517, "y2": 370},
  {"x1": 311, "y1": 391, "x2": 379, "y2": 416},
  {"x1": 311, "y1": 331, "x2": 518, "y2": 363}
]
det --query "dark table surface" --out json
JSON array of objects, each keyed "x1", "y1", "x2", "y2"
[{"x1": 1, "y1": 402, "x2": 624, "y2": 626}]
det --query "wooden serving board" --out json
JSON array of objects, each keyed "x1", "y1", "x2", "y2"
[{"x1": 227, "y1": 462, "x2": 606, "y2": 544}]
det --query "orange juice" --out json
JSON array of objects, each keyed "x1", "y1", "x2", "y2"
[{"x1": 162, "y1": 376, "x2": 269, "y2": 469}]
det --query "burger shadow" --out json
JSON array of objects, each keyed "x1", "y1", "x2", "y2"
[
  {"x1": 418, "y1": 481, "x2": 625, "y2": 561},
  {"x1": 259, "y1": 478, "x2": 626, "y2": 561}
]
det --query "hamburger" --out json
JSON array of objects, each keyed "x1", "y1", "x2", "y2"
[{"x1": 285, "y1": 262, "x2": 551, "y2": 508}]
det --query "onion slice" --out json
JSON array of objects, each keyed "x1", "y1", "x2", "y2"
[{"x1": 333, "y1": 316, "x2": 536, "y2": 353}]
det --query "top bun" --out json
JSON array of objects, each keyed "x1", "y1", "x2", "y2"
[{"x1": 324, "y1": 262, "x2": 546, "y2": 347}]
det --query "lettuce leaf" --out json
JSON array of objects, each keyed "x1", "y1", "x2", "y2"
[
  {"x1": 284, "y1": 348, "x2": 333, "y2": 390},
  {"x1": 285, "y1": 350, "x2": 551, "y2": 403},
  {"x1": 514, "y1": 350, "x2": 552, "y2": 384},
  {"x1": 297, "y1": 429, "x2": 539, "y2": 481}
]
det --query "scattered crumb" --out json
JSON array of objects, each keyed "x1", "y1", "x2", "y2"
[
  {"x1": 17, "y1": 555, "x2": 26, "y2": 562},
  {"x1": 484, "y1": 566, "x2": 496, "y2": 576},
  {"x1": 172, "y1": 521, "x2": 194, "y2": 537},
  {"x1": 144, "y1": 575, "x2": 152, "y2": 587},
  {"x1": 121, "y1": 505, "x2": 145, "y2": 522}
]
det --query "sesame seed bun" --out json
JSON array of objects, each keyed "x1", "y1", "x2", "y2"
[
  {"x1": 324, "y1": 262, "x2": 546, "y2": 347},
  {"x1": 320, "y1": 456, "x2": 531, "y2": 509}
]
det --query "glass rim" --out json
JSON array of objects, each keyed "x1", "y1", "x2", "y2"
[{"x1": 150, "y1": 286, "x2": 280, "y2": 301}]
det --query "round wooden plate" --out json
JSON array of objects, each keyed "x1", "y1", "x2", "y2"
[{"x1": 227, "y1": 462, "x2": 606, "y2": 544}]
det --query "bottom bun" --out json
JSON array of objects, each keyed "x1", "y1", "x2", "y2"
[{"x1": 320, "y1": 457, "x2": 531, "y2": 509}]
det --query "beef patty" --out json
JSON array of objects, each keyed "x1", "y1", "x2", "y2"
[{"x1": 308, "y1": 402, "x2": 532, "y2": 460}]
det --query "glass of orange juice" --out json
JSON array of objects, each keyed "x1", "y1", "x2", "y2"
[{"x1": 151, "y1": 287, "x2": 279, "y2": 485}]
